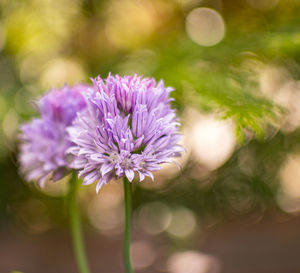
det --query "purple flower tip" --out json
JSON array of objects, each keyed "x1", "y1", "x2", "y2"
[
  {"x1": 19, "y1": 84, "x2": 89, "y2": 187},
  {"x1": 68, "y1": 74, "x2": 183, "y2": 192},
  {"x1": 38, "y1": 84, "x2": 87, "y2": 125}
]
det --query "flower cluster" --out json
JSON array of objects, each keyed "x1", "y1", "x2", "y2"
[
  {"x1": 19, "y1": 85, "x2": 88, "y2": 187},
  {"x1": 19, "y1": 74, "x2": 183, "y2": 192},
  {"x1": 67, "y1": 74, "x2": 183, "y2": 192}
]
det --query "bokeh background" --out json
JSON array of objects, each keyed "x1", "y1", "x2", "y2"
[{"x1": 1, "y1": 0, "x2": 300, "y2": 272}]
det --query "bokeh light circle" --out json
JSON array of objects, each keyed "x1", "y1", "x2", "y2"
[
  {"x1": 185, "y1": 7, "x2": 225, "y2": 46},
  {"x1": 136, "y1": 202, "x2": 172, "y2": 235},
  {"x1": 167, "y1": 251, "x2": 222, "y2": 273},
  {"x1": 183, "y1": 108, "x2": 236, "y2": 171}
]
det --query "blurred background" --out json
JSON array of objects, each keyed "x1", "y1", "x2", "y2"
[{"x1": 1, "y1": 0, "x2": 300, "y2": 272}]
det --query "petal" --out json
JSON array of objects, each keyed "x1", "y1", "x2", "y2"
[
  {"x1": 96, "y1": 180, "x2": 104, "y2": 193},
  {"x1": 38, "y1": 174, "x2": 50, "y2": 188},
  {"x1": 138, "y1": 171, "x2": 145, "y2": 182},
  {"x1": 71, "y1": 158, "x2": 88, "y2": 169},
  {"x1": 146, "y1": 172, "x2": 154, "y2": 181},
  {"x1": 133, "y1": 136, "x2": 144, "y2": 150},
  {"x1": 81, "y1": 171, "x2": 100, "y2": 185},
  {"x1": 100, "y1": 163, "x2": 114, "y2": 176},
  {"x1": 125, "y1": 169, "x2": 134, "y2": 182}
]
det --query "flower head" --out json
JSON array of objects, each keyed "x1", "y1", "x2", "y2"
[
  {"x1": 19, "y1": 84, "x2": 88, "y2": 187},
  {"x1": 68, "y1": 74, "x2": 183, "y2": 192}
]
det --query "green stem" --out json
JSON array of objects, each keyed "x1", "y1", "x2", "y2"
[
  {"x1": 123, "y1": 177, "x2": 134, "y2": 273},
  {"x1": 68, "y1": 172, "x2": 91, "y2": 273}
]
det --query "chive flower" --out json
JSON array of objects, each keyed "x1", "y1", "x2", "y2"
[
  {"x1": 19, "y1": 84, "x2": 88, "y2": 187},
  {"x1": 68, "y1": 74, "x2": 183, "y2": 192}
]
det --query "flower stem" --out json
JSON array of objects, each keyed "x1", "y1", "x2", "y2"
[
  {"x1": 123, "y1": 177, "x2": 134, "y2": 273},
  {"x1": 68, "y1": 172, "x2": 91, "y2": 273}
]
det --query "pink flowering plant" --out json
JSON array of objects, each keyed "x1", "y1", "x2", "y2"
[
  {"x1": 19, "y1": 74, "x2": 183, "y2": 273},
  {"x1": 19, "y1": 84, "x2": 92, "y2": 273}
]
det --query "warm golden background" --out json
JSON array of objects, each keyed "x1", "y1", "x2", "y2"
[{"x1": 1, "y1": 0, "x2": 300, "y2": 272}]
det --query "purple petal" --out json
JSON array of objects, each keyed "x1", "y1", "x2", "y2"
[{"x1": 125, "y1": 169, "x2": 135, "y2": 182}]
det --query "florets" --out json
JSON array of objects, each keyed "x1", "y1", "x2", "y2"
[
  {"x1": 19, "y1": 85, "x2": 88, "y2": 186},
  {"x1": 68, "y1": 74, "x2": 183, "y2": 192}
]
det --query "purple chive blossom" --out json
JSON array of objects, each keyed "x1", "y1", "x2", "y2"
[
  {"x1": 19, "y1": 84, "x2": 88, "y2": 187},
  {"x1": 67, "y1": 74, "x2": 183, "y2": 192}
]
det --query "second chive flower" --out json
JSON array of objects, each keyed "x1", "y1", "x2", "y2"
[{"x1": 19, "y1": 85, "x2": 88, "y2": 186}]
